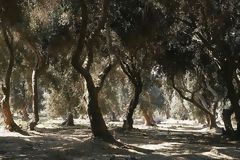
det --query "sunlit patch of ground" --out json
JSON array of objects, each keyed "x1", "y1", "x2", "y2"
[{"x1": 0, "y1": 115, "x2": 240, "y2": 160}]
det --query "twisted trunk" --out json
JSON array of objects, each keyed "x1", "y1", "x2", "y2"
[
  {"x1": 1, "y1": 98, "x2": 17, "y2": 131},
  {"x1": 224, "y1": 78, "x2": 240, "y2": 134},
  {"x1": 71, "y1": 0, "x2": 115, "y2": 142},
  {"x1": 89, "y1": 89, "x2": 110, "y2": 138},
  {"x1": 222, "y1": 61, "x2": 240, "y2": 135},
  {"x1": 1, "y1": 28, "x2": 20, "y2": 131},
  {"x1": 222, "y1": 108, "x2": 234, "y2": 134},
  {"x1": 123, "y1": 81, "x2": 142, "y2": 130},
  {"x1": 198, "y1": 94, "x2": 217, "y2": 128},
  {"x1": 85, "y1": 74, "x2": 114, "y2": 141},
  {"x1": 171, "y1": 75, "x2": 217, "y2": 128}
]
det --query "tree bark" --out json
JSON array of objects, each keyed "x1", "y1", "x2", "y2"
[
  {"x1": 171, "y1": 75, "x2": 217, "y2": 128},
  {"x1": 222, "y1": 61, "x2": 240, "y2": 135},
  {"x1": 1, "y1": 28, "x2": 20, "y2": 131},
  {"x1": 222, "y1": 107, "x2": 234, "y2": 134},
  {"x1": 20, "y1": 82, "x2": 29, "y2": 121},
  {"x1": 29, "y1": 67, "x2": 39, "y2": 130},
  {"x1": 71, "y1": 0, "x2": 116, "y2": 143},
  {"x1": 198, "y1": 94, "x2": 217, "y2": 128},
  {"x1": 208, "y1": 114, "x2": 217, "y2": 129},
  {"x1": 123, "y1": 81, "x2": 142, "y2": 130},
  {"x1": 86, "y1": 77, "x2": 114, "y2": 141},
  {"x1": 72, "y1": 51, "x2": 114, "y2": 141},
  {"x1": 62, "y1": 113, "x2": 74, "y2": 126},
  {"x1": 1, "y1": 96, "x2": 18, "y2": 131}
]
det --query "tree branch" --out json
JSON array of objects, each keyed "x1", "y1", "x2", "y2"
[
  {"x1": 171, "y1": 75, "x2": 192, "y2": 102},
  {"x1": 171, "y1": 75, "x2": 213, "y2": 116},
  {"x1": 119, "y1": 60, "x2": 134, "y2": 83},
  {"x1": 2, "y1": 27, "x2": 14, "y2": 100},
  {"x1": 96, "y1": 62, "x2": 115, "y2": 93},
  {"x1": 85, "y1": 0, "x2": 110, "y2": 70},
  {"x1": 71, "y1": 0, "x2": 89, "y2": 78}
]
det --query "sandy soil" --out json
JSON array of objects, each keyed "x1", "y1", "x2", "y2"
[{"x1": 0, "y1": 118, "x2": 240, "y2": 160}]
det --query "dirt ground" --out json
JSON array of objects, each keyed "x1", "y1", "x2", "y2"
[{"x1": 0, "y1": 118, "x2": 240, "y2": 160}]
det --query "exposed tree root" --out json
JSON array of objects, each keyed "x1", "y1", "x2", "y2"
[{"x1": 6, "y1": 123, "x2": 29, "y2": 136}]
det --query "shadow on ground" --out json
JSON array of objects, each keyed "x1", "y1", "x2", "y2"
[
  {"x1": 113, "y1": 126, "x2": 240, "y2": 160},
  {"x1": 1, "y1": 122, "x2": 240, "y2": 160},
  {"x1": 0, "y1": 124, "x2": 163, "y2": 160}
]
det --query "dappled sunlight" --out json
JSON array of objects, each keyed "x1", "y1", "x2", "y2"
[
  {"x1": 0, "y1": 126, "x2": 29, "y2": 137},
  {"x1": 201, "y1": 148, "x2": 234, "y2": 160},
  {"x1": 137, "y1": 142, "x2": 183, "y2": 152},
  {"x1": 113, "y1": 119, "x2": 240, "y2": 159},
  {"x1": 1, "y1": 118, "x2": 240, "y2": 159}
]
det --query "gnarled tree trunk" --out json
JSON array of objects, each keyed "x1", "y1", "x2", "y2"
[
  {"x1": 71, "y1": 0, "x2": 116, "y2": 143},
  {"x1": 1, "y1": 92, "x2": 18, "y2": 131},
  {"x1": 198, "y1": 94, "x2": 217, "y2": 129},
  {"x1": 62, "y1": 113, "x2": 74, "y2": 126},
  {"x1": 87, "y1": 81, "x2": 112, "y2": 140},
  {"x1": 171, "y1": 75, "x2": 217, "y2": 129},
  {"x1": 222, "y1": 61, "x2": 240, "y2": 135},
  {"x1": 1, "y1": 28, "x2": 20, "y2": 131},
  {"x1": 76, "y1": 65, "x2": 114, "y2": 141},
  {"x1": 222, "y1": 107, "x2": 234, "y2": 134},
  {"x1": 123, "y1": 81, "x2": 142, "y2": 130},
  {"x1": 208, "y1": 114, "x2": 217, "y2": 129}
]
